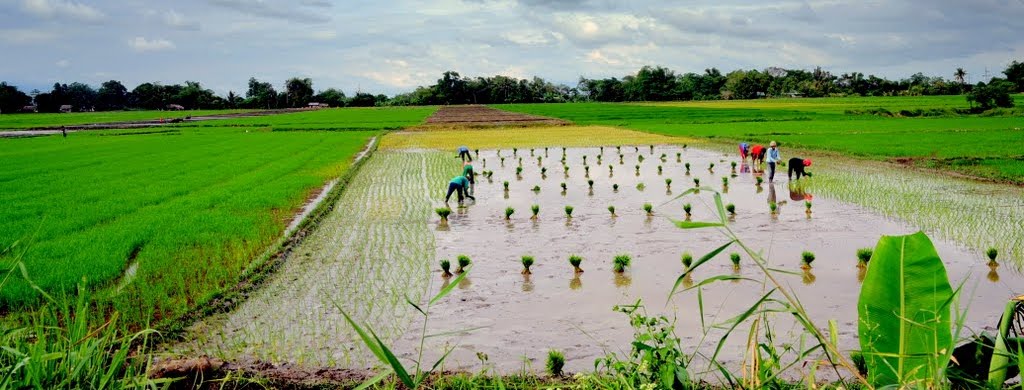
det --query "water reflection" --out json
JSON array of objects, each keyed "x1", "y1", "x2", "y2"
[
  {"x1": 458, "y1": 276, "x2": 472, "y2": 289},
  {"x1": 857, "y1": 266, "x2": 866, "y2": 283},
  {"x1": 801, "y1": 269, "x2": 816, "y2": 285},
  {"x1": 521, "y1": 274, "x2": 534, "y2": 292},
  {"x1": 614, "y1": 272, "x2": 632, "y2": 288},
  {"x1": 788, "y1": 184, "x2": 814, "y2": 202},
  {"x1": 569, "y1": 276, "x2": 582, "y2": 290},
  {"x1": 988, "y1": 264, "x2": 1000, "y2": 282}
]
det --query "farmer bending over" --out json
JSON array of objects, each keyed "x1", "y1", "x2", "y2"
[
  {"x1": 738, "y1": 142, "x2": 750, "y2": 161},
  {"x1": 445, "y1": 175, "x2": 476, "y2": 204},
  {"x1": 788, "y1": 158, "x2": 812, "y2": 180},
  {"x1": 462, "y1": 161, "x2": 476, "y2": 195},
  {"x1": 750, "y1": 144, "x2": 766, "y2": 166},
  {"x1": 766, "y1": 141, "x2": 781, "y2": 182},
  {"x1": 457, "y1": 146, "x2": 472, "y2": 162}
]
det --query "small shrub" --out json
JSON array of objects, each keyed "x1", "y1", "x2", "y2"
[
  {"x1": 683, "y1": 203, "x2": 692, "y2": 216},
  {"x1": 643, "y1": 203, "x2": 653, "y2": 216},
  {"x1": 801, "y1": 251, "x2": 816, "y2": 268},
  {"x1": 856, "y1": 248, "x2": 872, "y2": 265},
  {"x1": 726, "y1": 203, "x2": 736, "y2": 215},
  {"x1": 505, "y1": 206, "x2": 515, "y2": 219},
  {"x1": 456, "y1": 255, "x2": 471, "y2": 273},
  {"x1": 607, "y1": 205, "x2": 616, "y2": 216},
  {"x1": 613, "y1": 254, "x2": 632, "y2": 272},
  {"x1": 547, "y1": 349, "x2": 565, "y2": 377},
  {"x1": 681, "y1": 252, "x2": 693, "y2": 268},
  {"x1": 531, "y1": 204, "x2": 540, "y2": 219},
  {"x1": 730, "y1": 252, "x2": 741, "y2": 267},
  {"x1": 986, "y1": 247, "x2": 998, "y2": 263},
  {"x1": 436, "y1": 207, "x2": 452, "y2": 221},
  {"x1": 564, "y1": 205, "x2": 574, "y2": 217},
  {"x1": 569, "y1": 255, "x2": 583, "y2": 273},
  {"x1": 521, "y1": 255, "x2": 535, "y2": 274},
  {"x1": 440, "y1": 259, "x2": 452, "y2": 277}
]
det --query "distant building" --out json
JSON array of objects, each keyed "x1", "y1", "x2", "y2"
[
  {"x1": 307, "y1": 102, "x2": 330, "y2": 108},
  {"x1": 785, "y1": 91, "x2": 804, "y2": 98},
  {"x1": 21, "y1": 105, "x2": 38, "y2": 113},
  {"x1": 167, "y1": 104, "x2": 185, "y2": 110},
  {"x1": 59, "y1": 105, "x2": 73, "y2": 113}
]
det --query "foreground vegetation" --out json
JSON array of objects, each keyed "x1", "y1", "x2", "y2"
[{"x1": 500, "y1": 95, "x2": 1024, "y2": 183}]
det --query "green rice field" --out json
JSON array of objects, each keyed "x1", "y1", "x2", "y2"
[
  {"x1": 0, "y1": 109, "x2": 254, "y2": 129},
  {"x1": 0, "y1": 107, "x2": 434, "y2": 326}
]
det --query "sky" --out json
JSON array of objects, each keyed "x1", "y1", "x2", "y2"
[{"x1": 1, "y1": 0, "x2": 1022, "y2": 96}]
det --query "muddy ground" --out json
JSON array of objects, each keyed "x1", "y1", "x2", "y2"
[
  {"x1": 396, "y1": 146, "x2": 1023, "y2": 376},
  {"x1": 423, "y1": 105, "x2": 570, "y2": 126}
]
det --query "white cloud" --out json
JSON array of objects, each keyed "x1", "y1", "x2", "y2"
[
  {"x1": 163, "y1": 10, "x2": 200, "y2": 30},
  {"x1": 55, "y1": 59, "x2": 70, "y2": 67},
  {"x1": 128, "y1": 37, "x2": 176, "y2": 52},
  {"x1": 21, "y1": 0, "x2": 105, "y2": 22}
]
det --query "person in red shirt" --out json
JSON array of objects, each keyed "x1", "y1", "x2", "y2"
[{"x1": 750, "y1": 144, "x2": 766, "y2": 165}]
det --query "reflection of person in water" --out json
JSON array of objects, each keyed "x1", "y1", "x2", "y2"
[
  {"x1": 740, "y1": 162, "x2": 750, "y2": 174},
  {"x1": 768, "y1": 182, "x2": 777, "y2": 205},
  {"x1": 789, "y1": 185, "x2": 814, "y2": 201}
]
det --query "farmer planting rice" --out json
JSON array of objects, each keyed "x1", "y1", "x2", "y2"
[
  {"x1": 750, "y1": 144, "x2": 766, "y2": 166},
  {"x1": 444, "y1": 174, "x2": 475, "y2": 204},
  {"x1": 738, "y1": 142, "x2": 750, "y2": 161},
  {"x1": 766, "y1": 141, "x2": 781, "y2": 182},
  {"x1": 462, "y1": 161, "x2": 476, "y2": 195},
  {"x1": 788, "y1": 158, "x2": 812, "y2": 180},
  {"x1": 457, "y1": 145, "x2": 472, "y2": 162}
]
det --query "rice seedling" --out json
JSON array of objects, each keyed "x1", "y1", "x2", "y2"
[
  {"x1": 986, "y1": 247, "x2": 998, "y2": 266},
  {"x1": 650, "y1": 145, "x2": 655, "y2": 153},
  {"x1": 521, "y1": 255, "x2": 535, "y2": 274},
  {"x1": 563, "y1": 166, "x2": 569, "y2": 174},
  {"x1": 708, "y1": 162, "x2": 715, "y2": 172},
  {"x1": 638, "y1": 155, "x2": 645, "y2": 163},
  {"x1": 544, "y1": 147, "x2": 548, "y2": 154},
  {"x1": 658, "y1": 165, "x2": 663, "y2": 174},
  {"x1": 613, "y1": 254, "x2": 632, "y2": 273},
  {"x1": 722, "y1": 177, "x2": 729, "y2": 186},
  {"x1": 634, "y1": 146, "x2": 639, "y2": 153},
  {"x1": 537, "y1": 156, "x2": 542, "y2": 165},
  {"x1": 856, "y1": 247, "x2": 872, "y2": 267},
  {"x1": 643, "y1": 203, "x2": 654, "y2": 216},
  {"x1": 440, "y1": 259, "x2": 453, "y2": 278},
  {"x1": 587, "y1": 179, "x2": 594, "y2": 189},
  {"x1": 681, "y1": 252, "x2": 693, "y2": 269},
  {"x1": 582, "y1": 155, "x2": 588, "y2": 164},
  {"x1": 756, "y1": 176, "x2": 764, "y2": 186},
  {"x1": 518, "y1": 157, "x2": 523, "y2": 167},
  {"x1": 607, "y1": 205, "x2": 616, "y2": 216},
  {"x1": 684, "y1": 162, "x2": 691, "y2": 172},
  {"x1": 731, "y1": 161, "x2": 737, "y2": 170},
  {"x1": 769, "y1": 201, "x2": 778, "y2": 215},
  {"x1": 532, "y1": 185, "x2": 541, "y2": 193},
  {"x1": 456, "y1": 254, "x2": 471, "y2": 273},
  {"x1": 665, "y1": 178, "x2": 672, "y2": 188},
  {"x1": 730, "y1": 252, "x2": 741, "y2": 269},
  {"x1": 560, "y1": 182, "x2": 567, "y2": 191},
  {"x1": 482, "y1": 158, "x2": 486, "y2": 167},
  {"x1": 568, "y1": 254, "x2": 584, "y2": 273},
  {"x1": 616, "y1": 145, "x2": 621, "y2": 153},
  {"x1": 585, "y1": 166, "x2": 590, "y2": 175},
  {"x1": 693, "y1": 178, "x2": 700, "y2": 187},
  {"x1": 547, "y1": 349, "x2": 565, "y2": 377},
  {"x1": 486, "y1": 170, "x2": 494, "y2": 179},
  {"x1": 613, "y1": 183, "x2": 619, "y2": 191},
  {"x1": 805, "y1": 201, "x2": 813, "y2": 214},
  {"x1": 609, "y1": 165, "x2": 614, "y2": 175},
  {"x1": 503, "y1": 181, "x2": 509, "y2": 191},
  {"x1": 726, "y1": 203, "x2": 736, "y2": 216},
  {"x1": 600, "y1": 146, "x2": 604, "y2": 154},
  {"x1": 801, "y1": 251, "x2": 816, "y2": 269},
  {"x1": 676, "y1": 152, "x2": 681, "y2": 162},
  {"x1": 531, "y1": 204, "x2": 540, "y2": 219},
  {"x1": 683, "y1": 144, "x2": 687, "y2": 149},
  {"x1": 564, "y1": 205, "x2": 574, "y2": 218},
  {"x1": 562, "y1": 147, "x2": 567, "y2": 154},
  {"x1": 505, "y1": 206, "x2": 515, "y2": 220},
  {"x1": 683, "y1": 203, "x2": 692, "y2": 217},
  {"x1": 635, "y1": 164, "x2": 641, "y2": 171},
  {"x1": 500, "y1": 156, "x2": 506, "y2": 165},
  {"x1": 597, "y1": 154, "x2": 602, "y2": 164},
  {"x1": 541, "y1": 167, "x2": 548, "y2": 177},
  {"x1": 636, "y1": 182, "x2": 646, "y2": 191},
  {"x1": 513, "y1": 147, "x2": 518, "y2": 156},
  {"x1": 530, "y1": 148, "x2": 535, "y2": 156},
  {"x1": 660, "y1": 153, "x2": 667, "y2": 160},
  {"x1": 619, "y1": 154, "x2": 624, "y2": 164},
  {"x1": 435, "y1": 207, "x2": 452, "y2": 222}
]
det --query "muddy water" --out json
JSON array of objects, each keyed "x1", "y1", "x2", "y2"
[{"x1": 398, "y1": 146, "x2": 1024, "y2": 376}]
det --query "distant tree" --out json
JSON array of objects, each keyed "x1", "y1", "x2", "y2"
[
  {"x1": 347, "y1": 92, "x2": 377, "y2": 107},
  {"x1": 953, "y1": 68, "x2": 967, "y2": 85},
  {"x1": 96, "y1": 80, "x2": 128, "y2": 111},
  {"x1": 245, "y1": 77, "x2": 277, "y2": 109},
  {"x1": 433, "y1": 71, "x2": 468, "y2": 104},
  {"x1": 314, "y1": 88, "x2": 346, "y2": 107},
  {"x1": 622, "y1": 65, "x2": 678, "y2": 101},
  {"x1": 966, "y1": 80, "x2": 1015, "y2": 110},
  {"x1": 225, "y1": 91, "x2": 243, "y2": 108},
  {"x1": 174, "y1": 81, "x2": 219, "y2": 109},
  {"x1": 129, "y1": 82, "x2": 168, "y2": 110},
  {"x1": 284, "y1": 77, "x2": 314, "y2": 107},
  {"x1": 0, "y1": 82, "x2": 32, "y2": 113},
  {"x1": 66, "y1": 82, "x2": 97, "y2": 111},
  {"x1": 1003, "y1": 60, "x2": 1024, "y2": 92}
]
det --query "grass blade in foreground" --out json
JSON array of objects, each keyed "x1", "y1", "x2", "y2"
[{"x1": 858, "y1": 231, "x2": 954, "y2": 387}]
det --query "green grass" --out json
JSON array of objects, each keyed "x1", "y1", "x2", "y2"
[
  {"x1": 498, "y1": 95, "x2": 1024, "y2": 183},
  {"x1": 0, "y1": 127, "x2": 376, "y2": 326},
  {"x1": 0, "y1": 109, "x2": 253, "y2": 129},
  {"x1": 179, "y1": 106, "x2": 437, "y2": 131}
]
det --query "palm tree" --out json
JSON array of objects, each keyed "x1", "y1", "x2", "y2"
[{"x1": 954, "y1": 68, "x2": 967, "y2": 85}]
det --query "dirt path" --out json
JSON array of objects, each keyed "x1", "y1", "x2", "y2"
[{"x1": 422, "y1": 105, "x2": 570, "y2": 127}]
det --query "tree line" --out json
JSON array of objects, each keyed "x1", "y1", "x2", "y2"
[{"x1": 1, "y1": 61, "x2": 1021, "y2": 114}]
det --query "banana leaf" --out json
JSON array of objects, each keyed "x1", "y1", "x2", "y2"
[{"x1": 857, "y1": 231, "x2": 954, "y2": 386}]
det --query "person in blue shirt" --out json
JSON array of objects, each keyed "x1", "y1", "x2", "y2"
[
  {"x1": 766, "y1": 141, "x2": 781, "y2": 182},
  {"x1": 457, "y1": 146, "x2": 472, "y2": 162},
  {"x1": 738, "y1": 142, "x2": 750, "y2": 161},
  {"x1": 445, "y1": 175, "x2": 475, "y2": 204}
]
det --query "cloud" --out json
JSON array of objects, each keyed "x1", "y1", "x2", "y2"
[
  {"x1": 128, "y1": 37, "x2": 176, "y2": 52},
  {"x1": 163, "y1": 10, "x2": 200, "y2": 30},
  {"x1": 21, "y1": 0, "x2": 105, "y2": 22},
  {"x1": 208, "y1": 0, "x2": 331, "y2": 23}
]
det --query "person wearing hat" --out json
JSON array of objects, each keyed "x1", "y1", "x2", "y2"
[
  {"x1": 457, "y1": 146, "x2": 472, "y2": 162},
  {"x1": 766, "y1": 141, "x2": 781, "y2": 182},
  {"x1": 788, "y1": 157, "x2": 812, "y2": 180}
]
